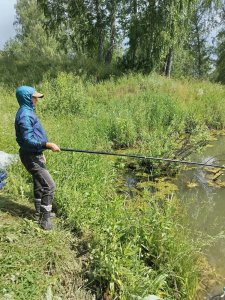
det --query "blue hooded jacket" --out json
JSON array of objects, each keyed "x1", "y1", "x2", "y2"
[{"x1": 15, "y1": 86, "x2": 48, "y2": 154}]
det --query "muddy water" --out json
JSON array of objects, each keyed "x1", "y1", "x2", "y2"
[{"x1": 175, "y1": 135, "x2": 225, "y2": 281}]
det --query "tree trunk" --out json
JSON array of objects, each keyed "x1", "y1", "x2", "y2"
[
  {"x1": 105, "y1": 1, "x2": 116, "y2": 64},
  {"x1": 130, "y1": 0, "x2": 137, "y2": 66},
  {"x1": 164, "y1": 48, "x2": 173, "y2": 77},
  {"x1": 95, "y1": 0, "x2": 104, "y2": 63},
  {"x1": 98, "y1": 36, "x2": 104, "y2": 63},
  {"x1": 194, "y1": 20, "x2": 202, "y2": 77}
]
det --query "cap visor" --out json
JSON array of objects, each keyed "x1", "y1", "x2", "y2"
[{"x1": 32, "y1": 92, "x2": 44, "y2": 98}]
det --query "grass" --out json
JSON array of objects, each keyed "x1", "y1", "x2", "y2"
[
  {"x1": 1, "y1": 73, "x2": 225, "y2": 299},
  {"x1": 0, "y1": 193, "x2": 92, "y2": 300}
]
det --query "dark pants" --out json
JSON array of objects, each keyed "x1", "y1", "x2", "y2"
[{"x1": 19, "y1": 150, "x2": 56, "y2": 207}]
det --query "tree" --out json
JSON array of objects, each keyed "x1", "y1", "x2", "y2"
[
  {"x1": 188, "y1": 2, "x2": 216, "y2": 77},
  {"x1": 105, "y1": 0, "x2": 117, "y2": 64},
  {"x1": 122, "y1": 0, "x2": 198, "y2": 75},
  {"x1": 1, "y1": 0, "x2": 222, "y2": 83},
  {"x1": 38, "y1": 0, "x2": 121, "y2": 63},
  {"x1": 0, "y1": 0, "x2": 65, "y2": 85},
  {"x1": 215, "y1": 31, "x2": 225, "y2": 83},
  {"x1": 163, "y1": 0, "x2": 219, "y2": 78},
  {"x1": 215, "y1": 0, "x2": 225, "y2": 83}
]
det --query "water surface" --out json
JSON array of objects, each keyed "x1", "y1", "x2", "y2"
[{"x1": 175, "y1": 135, "x2": 225, "y2": 281}]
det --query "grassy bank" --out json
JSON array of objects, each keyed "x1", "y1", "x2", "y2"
[
  {"x1": 0, "y1": 193, "x2": 92, "y2": 300},
  {"x1": 1, "y1": 73, "x2": 225, "y2": 299}
]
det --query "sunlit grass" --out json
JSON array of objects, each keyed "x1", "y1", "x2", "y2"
[
  {"x1": 1, "y1": 73, "x2": 225, "y2": 299},
  {"x1": 0, "y1": 193, "x2": 92, "y2": 300}
]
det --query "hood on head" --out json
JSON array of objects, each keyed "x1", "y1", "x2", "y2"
[{"x1": 16, "y1": 86, "x2": 36, "y2": 109}]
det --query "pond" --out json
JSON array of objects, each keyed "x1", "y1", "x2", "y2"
[
  {"x1": 174, "y1": 134, "x2": 225, "y2": 297},
  {"x1": 176, "y1": 135, "x2": 225, "y2": 276}
]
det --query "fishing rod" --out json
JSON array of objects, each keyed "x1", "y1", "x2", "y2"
[{"x1": 60, "y1": 147, "x2": 225, "y2": 170}]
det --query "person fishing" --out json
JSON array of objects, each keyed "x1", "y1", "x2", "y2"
[{"x1": 15, "y1": 86, "x2": 60, "y2": 230}]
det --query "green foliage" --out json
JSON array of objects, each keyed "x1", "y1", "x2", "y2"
[
  {"x1": 36, "y1": 0, "x2": 219, "y2": 77},
  {"x1": 42, "y1": 73, "x2": 88, "y2": 115},
  {"x1": 86, "y1": 196, "x2": 200, "y2": 299},
  {"x1": 165, "y1": 0, "x2": 218, "y2": 79},
  {"x1": 215, "y1": 31, "x2": 225, "y2": 84},
  {"x1": 123, "y1": 0, "x2": 198, "y2": 73},
  {"x1": 0, "y1": 0, "x2": 223, "y2": 85},
  {"x1": 107, "y1": 116, "x2": 137, "y2": 148},
  {"x1": 38, "y1": 0, "x2": 121, "y2": 64},
  {"x1": 2, "y1": 73, "x2": 225, "y2": 299},
  {"x1": 0, "y1": 0, "x2": 66, "y2": 86}
]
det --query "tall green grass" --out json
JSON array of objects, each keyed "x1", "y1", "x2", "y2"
[{"x1": 2, "y1": 73, "x2": 225, "y2": 299}]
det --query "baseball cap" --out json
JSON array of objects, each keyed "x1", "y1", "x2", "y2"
[{"x1": 32, "y1": 91, "x2": 44, "y2": 98}]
